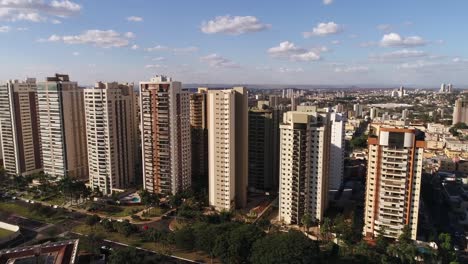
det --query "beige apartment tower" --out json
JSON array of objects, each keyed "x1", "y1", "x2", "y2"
[
  {"x1": 37, "y1": 74, "x2": 87, "y2": 179},
  {"x1": 140, "y1": 76, "x2": 191, "y2": 195},
  {"x1": 84, "y1": 82, "x2": 138, "y2": 195},
  {"x1": 363, "y1": 126, "x2": 425, "y2": 240},
  {"x1": 208, "y1": 87, "x2": 248, "y2": 211},
  {"x1": 452, "y1": 97, "x2": 468, "y2": 125},
  {"x1": 278, "y1": 111, "x2": 331, "y2": 225},
  {"x1": 0, "y1": 79, "x2": 42, "y2": 176},
  {"x1": 190, "y1": 88, "x2": 209, "y2": 183}
]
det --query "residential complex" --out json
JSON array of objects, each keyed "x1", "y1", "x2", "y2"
[
  {"x1": 37, "y1": 74, "x2": 88, "y2": 179},
  {"x1": 452, "y1": 97, "x2": 468, "y2": 125},
  {"x1": 208, "y1": 87, "x2": 248, "y2": 211},
  {"x1": 190, "y1": 88, "x2": 209, "y2": 184},
  {"x1": 0, "y1": 79, "x2": 42, "y2": 176},
  {"x1": 84, "y1": 82, "x2": 138, "y2": 195},
  {"x1": 140, "y1": 76, "x2": 191, "y2": 195},
  {"x1": 278, "y1": 111, "x2": 331, "y2": 225},
  {"x1": 363, "y1": 126, "x2": 425, "y2": 240}
]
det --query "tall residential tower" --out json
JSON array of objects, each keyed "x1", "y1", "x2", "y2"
[
  {"x1": 190, "y1": 88, "x2": 209, "y2": 185},
  {"x1": 140, "y1": 76, "x2": 191, "y2": 195}
]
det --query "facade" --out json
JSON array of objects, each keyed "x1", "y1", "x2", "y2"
[
  {"x1": 190, "y1": 88, "x2": 209, "y2": 184},
  {"x1": 363, "y1": 126, "x2": 425, "y2": 240},
  {"x1": 37, "y1": 74, "x2": 87, "y2": 179},
  {"x1": 279, "y1": 111, "x2": 331, "y2": 225},
  {"x1": 248, "y1": 107, "x2": 281, "y2": 192},
  {"x1": 0, "y1": 79, "x2": 42, "y2": 176},
  {"x1": 353, "y1": 104, "x2": 363, "y2": 117},
  {"x1": 453, "y1": 97, "x2": 468, "y2": 125},
  {"x1": 208, "y1": 87, "x2": 248, "y2": 211},
  {"x1": 269, "y1": 95, "x2": 279, "y2": 108},
  {"x1": 140, "y1": 76, "x2": 191, "y2": 195},
  {"x1": 329, "y1": 112, "x2": 346, "y2": 190},
  {"x1": 84, "y1": 82, "x2": 138, "y2": 195}
]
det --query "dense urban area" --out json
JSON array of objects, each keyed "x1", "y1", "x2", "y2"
[{"x1": 0, "y1": 75, "x2": 467, "y2": 264}]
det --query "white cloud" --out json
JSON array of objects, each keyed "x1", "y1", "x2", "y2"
[
  {"x1": 452, "y1": 57, "x2": 468, "y2": 63},
  {"x1": 0, "y1": 25, "x2": 10, "y2": 32},
  {"x1": 268, "y1": 41, "x2": 321, "y2": 61},
  {"x1": 200, "y1": 53, "x2": 239, "y2": 68},
  {"x1": 72, "y1": 51, "x2": 79, "y2": 56},
  {"x1": 145, "y1": 45, "x2": 198, "y2": 54},
  {"x1": 397, "y1": 61, "x2": 437, "y2": 69},
  {"x1": 124, "y1": 32, "x2": 135, "y2": 38},
  {"x1": 126, "y1": 16, "x2": 143, "y2": 22},
  {"x1": 0, "y1": 0, "x2": 81, "y2": 23},
  {"x1": 303, "y1": 22, "x2": 342, "y2": 37},
  {"x1": 40, "y1": 30, "x2": 134, "y2": 48},
  {"x1": 335, "y1": 66, "x2": 369, "y2": 73},
  {"x1": 145, "y1": 64, "x2": 167, "y2": 69},
  {"x1": 145, "y1": 45, "x2": 169, "y2": 52},
  {"x1": 201, "y1": 15, "x2": 270, "y2": 35},
  {"x1": 130, "y1": 44, "x2": 139, "y2": 50},
  {"x1": 279, "y1": 67, "x2": 304, "y2": 73},
  {"x1": 377, "y1": 24, "x2": 392, "y2": 32},
  {"x1": 152, "y1": 57, "x2": 165, "y2": 61},
  {"x1": 370, "y1": 49, "x2": 428, "y2": 61},
  {"x1": 51, "y1": 18, "x2": 60, "y2": 24},
  {"x1": 323, "y1": 0, "x2": 334, "y2": 5},
  {"x1": 331, "y1": 40, "x2": 340, "y2": 45},
  {"x1": 173, "y1": 46, "x2": 198, "y2": 53},
  {"x1": 380, "y1": 32, "x2": 426, "y2": 47}
]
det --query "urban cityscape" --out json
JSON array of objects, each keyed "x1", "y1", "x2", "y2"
[{"x1": 0, "y1": 1, "x2": 468, "y2": 264}]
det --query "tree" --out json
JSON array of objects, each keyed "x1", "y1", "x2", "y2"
[
  {"x1": 173, "y1": 226, "x2": 195, "y2": 250},
  {"x1": 449, "y1": 122, "x2": 467, "y2": 137},
  {"x1": 250, "y1": 231, "x2": 319, "y2": 264},
  {"x1": 139, "y1": 189, "x2": 159, "y2": 206},
  {"x1": 438, "y1": 233, "x2": 457, "y2": 264},
  {"x1": 386, "y1": 226, "x2": 418, "y2": 264},
  {"x1": 85, "y1": 214, "x2": 101, "y2": 226},
  {"x1": 350, "y1": 134, "x2": 368, "y2": 149},
  {"x1": 301, "y1": 213, "x2": 313, "y2": 232},
  {"x1": 320, "y1": 217, "x2": 333, "y2": 242},
  {"x1": 108, "y1": 247, "x2": 143, "y2": 264},
  {"x1": 225, "y1": 224, "x2": 264, "y2": 263}
]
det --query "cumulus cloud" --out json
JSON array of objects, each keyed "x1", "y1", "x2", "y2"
[
  {"x1": 72, "y1": 51, "x2": 79, "y2": 56},
  {"x1": 201, "y1": 15, "x2": 270, "y2": 35},
  {"x1": 145, "y1": 45, "x2": 198, "y2": 54},
  {"x1": 0, "y1": 25, "x2": 10, "y2": 32},
  {"x1": 323, "y1": 0, "x2": 334, "y2": 5},
  {"x1": 145, "y1": 64, "x2": 167, "y2": 69},
  {"x1": 130, "y1": 44, "x2": 139, "y2": 50},
  {"x1": 380, "y1": 32, "x2": 426, "y2": 47},
  {"x1": 145, "y1": 45, "x2": 169, "y2": 52},
  {"x1": 200, "y1": 53, "x2": 239, "y2": 68},
  {"x1": 0, "y1": 0, "x2": 81, "y2": 23},
  {"x1": 126, "y1": 16, "x2": 143, "y2": 22},
  {"x1": 39, "y1": 30, "x2": 134, "y2": 48},
  {"x1": 335, "y1": 65, "x2": 369, "y2": 73},
  {"x1": 268, "y1": 41, "x2": 321, "y2": 62},
  {"x1": 370, "y1": 49, "x2": 428, "y2": 61},
  {"x1": 303, "y1": 22, "x2": 342, "y2": 37}
]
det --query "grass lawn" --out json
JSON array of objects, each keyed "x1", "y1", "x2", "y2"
[
  {"x1": 0, "y1": 228, "x2": 14, "y2": 238},
  {"x1": 110, "y1": 205, "x2": 147, "y2": 217},
  {"x1": 142, "y1": 207, "x2": 167, "y2": 217},
  {"x1": 43, "y1": 195, "x2": 66, "y2": 206},
  {"x1": 72, "y1": 224, "x2": 219, "y2": 263},
  {"x1": 0, "y1": 202, "x2": 66, "y2": 224}
]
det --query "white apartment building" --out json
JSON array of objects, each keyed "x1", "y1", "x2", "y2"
[
  {"x1": 208, "y1": 87, "x2": 248, "y2": 211},
  {"x1": 37, "y1": 74, "x2": 88, "y2": 179},
  {"x1": 0, "y1": 79, "x2": 42, "y2": 176},
  {"x1": 363, "y1": 126, "x2": 425, "y2": 240},
  {"x1": 329, "y1": 112, "x2": 346, "y2": 191},
  {"x1": 279, "y1": 111, "x2": 330, "y2": 225},
  {"x1": 84, "y1": 82, "x2": 138, "y2": 195},
  {"x1": 453, "y1": 97, "x2": 468, "y2": 125},
  {"x1": 140, "y1": 76, "x2": 191, "y2": 195}
]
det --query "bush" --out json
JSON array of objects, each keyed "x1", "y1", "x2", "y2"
[{"x1": 85, "y1": 214, "x2": 101, "y2": 226}]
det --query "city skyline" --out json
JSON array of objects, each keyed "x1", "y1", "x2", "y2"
[{"x1": 1, "y1": 0, "x2": 468, "y2": 87}]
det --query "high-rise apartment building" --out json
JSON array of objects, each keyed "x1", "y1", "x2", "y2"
[
  {"x1": 0, "y1": 79, "x2": 42, "y2": 176},
  {"x1": 84, "y1": 82, "x2": 138, "y2": 195},
  {"x1": 279, "y1": 111, "x2": 331, "y2": 224},
  {"x1": 329, "y1": 113, "x2": 346, "y2": 191},
  {"x1": 269, "y1": 95, "x2": 279, "y2": 108},
  {"x1": 190, "y1": 88, "x2": 209, "y2": 184},
  {"x1": 248, "y1": 107, "x2": 281, "y2": 192},
  {"x1": 208, "y1": 87, "x2": 248, "y2": 211},
  {"x1": 140, "y1": 76, "x2": 191, "y2": 195},
  {"x1": 452, "y1": 97, "x2": 468, "y2": 125},
  {"x1": 37, "y1": 74, "x2": 87, "y2": 179},
  {"x1": 353, "y1": 104, "x2": 363, "y2": 118},
  {"x1": 363, "y1": 126, "x2": 425, "y2": 240}
]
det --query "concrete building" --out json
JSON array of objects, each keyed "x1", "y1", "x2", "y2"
[
  {"x1": 353, "y1": 104, "x2": 363, "y2": 118},
  {"x1": 248, "y1": 107, "x2": 281, "y2": 192},
  {"x1": 208, "y1": 87, "x2": 248, "y2": 211},
  {"x1": 140, "y1": 76, "x2": 191, "y2": 195},
  {"x1": 37, "y1": 74, "x2": 88, "y2": 179},
  {"x1": 453, "y1": 97, "x2": 468, "y2": 125},
  {"x1": 0, "y1": 79, "x2": 42, "y2": 176},
  {"x1": 84, "y1": 82, "x2": 138, "y2": 195},
  {"x1": 279, "y1": 111, "x2": 331, "y2": 224},
  {"x1": 329, "y1": 113, "x2": 346, "y2": 191},
  {"x1": 370, "y1": 107, "x2": 378, "y2": 120},
  {"x1": 402, "y1": 109, "x2": 409, "y2": 120},
  {"x1": 363, "y1": 126, "x2": 425, "y2": 240},
  {"x1": 190, "y1": 88, "x2": 209, "y2": 185},
  {"x1": 269, "y1": 95, "x2": 279, "y2": 108}
]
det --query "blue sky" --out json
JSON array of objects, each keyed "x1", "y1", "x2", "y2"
[{"x1": 1, "y1": 0, "x2": 468, "y2": 87}]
